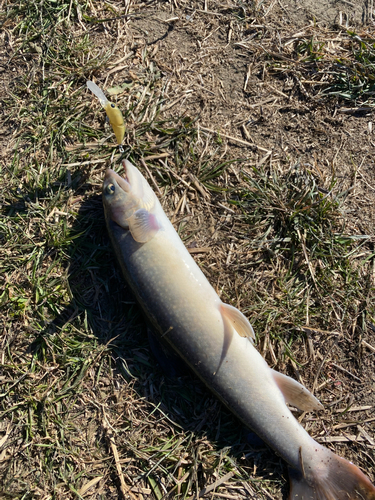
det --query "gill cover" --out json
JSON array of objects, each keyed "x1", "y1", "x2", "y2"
[{"x1": 103, "y1": 160, "x2": 161, "y2": 243}]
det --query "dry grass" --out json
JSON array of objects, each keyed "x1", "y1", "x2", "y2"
[{"x1": 0, "y1": 0, "x2": 375, "y2": 499}]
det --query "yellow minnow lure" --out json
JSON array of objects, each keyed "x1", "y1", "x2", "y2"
[{"x1": 87, "y1": 80, "x2": 125, "y2": 146}]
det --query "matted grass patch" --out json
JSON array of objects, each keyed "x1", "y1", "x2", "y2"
[{"x1": 1, "y1": 0, "x2": 374, "y2": 499}]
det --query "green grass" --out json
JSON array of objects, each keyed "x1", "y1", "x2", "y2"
[
  {"x1": 267, "y1": 29, "x2": 375, "y2": 106},
  {"x1": 228, "y1": 163, "x2": 373, "y2": 352},
  {"x1": 1, "y1": 1, "x2": 375, "y2": 499},
  {"x1": 322, "y1": 32, "x2": 375, "y2": 103}
]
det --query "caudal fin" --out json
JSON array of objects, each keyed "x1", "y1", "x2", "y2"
[{"x1": 289, "y1": 450, "x2": 375, "y2": 500}]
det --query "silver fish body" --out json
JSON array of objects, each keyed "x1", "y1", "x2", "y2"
[
  {"x1": 103, "y1": 160, "x2": 375, "y2": 500},
  {"x1": 107, "y1": 214, "x2": 315, "y2": 471}
]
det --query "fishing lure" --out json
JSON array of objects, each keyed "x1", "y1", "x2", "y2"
[{"x1": 87, "y1": 80, "x2": 125, "y2": 147}]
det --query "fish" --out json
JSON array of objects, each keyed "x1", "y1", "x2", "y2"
[
  {"x1": 87, "y1": 80, "x2": 125, "y2": 146},
  {"x1": 102, "y1": 159, "x2": 375, "y2": 500}
]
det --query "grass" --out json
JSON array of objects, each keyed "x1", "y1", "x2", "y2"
[
  {"x1": 322, "y1": 32, "x2": 375, "y2": 103},
  {"x1": 1, "y1": 0, "x2": 375, "y2": 499},
  {"x1": 261, "y1": 27, "x2": 375, "y2": 106},
  {"x1": 228, "y1": 163, "x2": 373, "y2": 351}
]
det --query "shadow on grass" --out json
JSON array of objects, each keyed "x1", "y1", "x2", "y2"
[
  {"x1": 38, "y1": 188, "x2": 288, "y2": 499},
  {"x1": 0, "y1": 164, "x2": 287, "y2": 498}
]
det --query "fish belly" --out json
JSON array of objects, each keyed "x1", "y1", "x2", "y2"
[{"x1": 108, "y1": 219, "x2": 317, "y2": 472}]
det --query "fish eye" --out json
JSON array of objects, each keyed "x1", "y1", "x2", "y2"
[
  {"x1": 106, "y1": 183, "x2": 115, "y2": 195},
  {"x1": 110, "y1": 103, "x2": 116, "y2": 108}
]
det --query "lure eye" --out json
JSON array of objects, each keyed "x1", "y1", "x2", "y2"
[
  {"x1": 110, "y1": 103, "x2": 116, "y2": 108},
  {"x1": 106, "y1": 183, "x2": 115, "y2": 195}
]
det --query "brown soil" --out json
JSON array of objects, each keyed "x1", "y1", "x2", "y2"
[{"x1": 127, "y1": 1, "x2": 375, "y2": 233}]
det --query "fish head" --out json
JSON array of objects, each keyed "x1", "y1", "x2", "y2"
[{"x1": 102, "y1": 159, "x2": 156, "y2": 230}]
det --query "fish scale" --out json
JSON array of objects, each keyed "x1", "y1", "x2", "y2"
[{"x1": 103, "y1": 159, "x2": 375, "y2": 500}]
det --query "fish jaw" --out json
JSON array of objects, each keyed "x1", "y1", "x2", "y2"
[
  {"x1": 103, "y1": 168, "x2": 135, "y2": 230},
  {"x1": 104, "y1": 162, "x2": 158, "y2": 212},
  {"x1": 103, "y1": 163, "x2": 162, "y2": 242}
]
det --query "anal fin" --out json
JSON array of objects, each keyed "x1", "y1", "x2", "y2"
[{"x1": 271, "y1": 369, "x2": 323, "y2": 412}]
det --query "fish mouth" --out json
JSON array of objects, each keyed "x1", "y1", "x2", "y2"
[{"x1": 104, "y1": 167, "x2": 130, "y2": 193}]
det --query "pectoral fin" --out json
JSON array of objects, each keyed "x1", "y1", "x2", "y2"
[
  {"x1": 220, "y1": 303, "x2": 256, "y2": 343},
  {"x1": 271, "y1": 369, "x2": 323, "y2": 411},
  {"x1": 127, "y1": 208, "x2": 161, "y2": 243}
]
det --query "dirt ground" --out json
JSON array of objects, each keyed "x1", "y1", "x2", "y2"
[
  {"x1": 1, "y1": 0, "x2": 375, "y2": 498},
  {"x1": 285, "y1": 0, "x2": 369, "y2": 25},
  {"x1": 127, "y1": 0, "x2": 375, "y2": 231}
]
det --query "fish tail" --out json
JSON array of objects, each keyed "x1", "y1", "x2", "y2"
[{"x1": 289, "y1": 448, "x2": 375, "y2": 500}]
